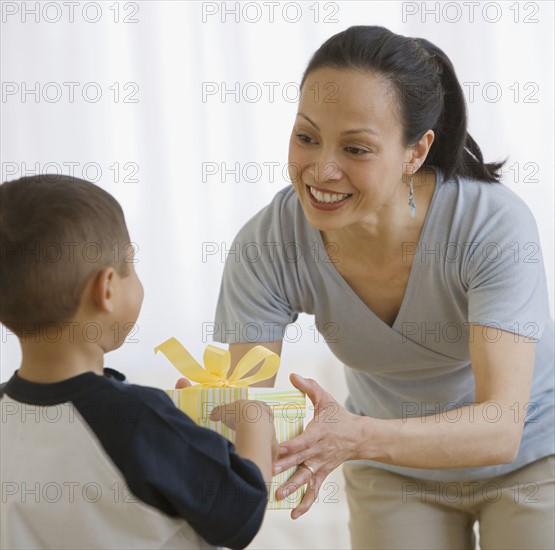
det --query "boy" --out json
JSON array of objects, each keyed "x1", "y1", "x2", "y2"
[{"x1": 0, "y1": 175, "x2": 276, "y2": 549}]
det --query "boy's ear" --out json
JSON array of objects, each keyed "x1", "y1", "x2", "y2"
[{"x1": 91, "y1": 267, "x2": 117, "y2": 313}]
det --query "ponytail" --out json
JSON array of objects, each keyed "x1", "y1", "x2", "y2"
[{"x1": 416, "y1": 38, "x2": 505, "y2": 182}]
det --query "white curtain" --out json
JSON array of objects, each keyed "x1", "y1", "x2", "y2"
[{"x1": 1, "y1": 2, "x2": 553, "y2": 548}]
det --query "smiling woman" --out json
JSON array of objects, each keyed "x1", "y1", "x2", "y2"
[{"x1": 210, "y1": 26, "x2": 554, "y2": 550}]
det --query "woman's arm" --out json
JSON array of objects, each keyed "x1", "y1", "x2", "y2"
[
  {"x1": 361, "y1": 325, "x2": 536, "y2": 467},
  {"x1": 275, "y1": 325, "x2": 536, "y2": 518}
]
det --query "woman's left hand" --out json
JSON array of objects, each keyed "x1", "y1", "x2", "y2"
[{"x1": 273, "y1": 373, "x2": 366, "y2": 519}]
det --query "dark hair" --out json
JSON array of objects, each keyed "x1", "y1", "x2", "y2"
[
  {"x1": 300, "y1": 26, "x2": 505, "y2": 183},
  {"x1": 0, "y1": 174, "x2": 131, "y2": 336}
]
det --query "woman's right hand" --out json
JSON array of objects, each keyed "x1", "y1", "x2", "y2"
[{"x1": 273, "y1": 374, "x2": 367, "y2": 519}]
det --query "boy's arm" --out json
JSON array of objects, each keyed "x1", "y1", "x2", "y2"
[
  {"x1": 122, "y1": 388, "x2": 268, "y2": 550},
  {"x1": 211, "y1": 400, "x2": 278, "y2": 484}
]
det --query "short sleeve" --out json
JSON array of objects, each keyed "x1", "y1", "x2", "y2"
[
  {"x1": 465, "y1": 199, "x2": 549, "y2": 342},
  {"x1": 214, "y1": 194, "x2": 298, "y2": 343},
  {"x1": 125, "y1": 389, "x2": 268, "y2": 550}
]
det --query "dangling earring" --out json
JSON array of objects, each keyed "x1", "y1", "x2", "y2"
[{"x1": 407, "y1": 176, "x2": 416, "y2": 218}]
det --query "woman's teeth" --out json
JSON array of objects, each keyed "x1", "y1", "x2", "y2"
[{"x1": 309, "y1": 186, "x2": 351, "y2": 204}]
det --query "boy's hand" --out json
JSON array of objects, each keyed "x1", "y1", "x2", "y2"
[
  {"x1": 175, "y1": 377, "x2": 191, "y2": 389},
  {"x1": 271, "y1": 433, "x2": 280, "y2": 464},
  {"x1": 210, "y1": 401, "x2": 279, "y2": 460},
  {"x1": 210, "y1": 400, "x2": 278, "y2": 486},
  {"x1": 209, "y1": 400, "x2": 273, "y2": 430}
]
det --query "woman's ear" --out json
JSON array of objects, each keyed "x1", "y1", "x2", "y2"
[
  {"x1": 406, "y1": 129, "x2": 435, "y2": 172},
  {"x1": 91, "y1": 267, "x2": 117, "y2": 313}
]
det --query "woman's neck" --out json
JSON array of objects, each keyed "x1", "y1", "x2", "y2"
[{"x1": 321, "y1": 168, "x2": 437, "y2": 264}]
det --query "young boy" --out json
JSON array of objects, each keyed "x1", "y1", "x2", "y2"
[{"x1": 0, "y1": 174, "x2": 276, "y2": 549}]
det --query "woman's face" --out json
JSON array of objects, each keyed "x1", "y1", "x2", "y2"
[{"x1": 288, "y1": 67, "x2": 415, "y2": 231}]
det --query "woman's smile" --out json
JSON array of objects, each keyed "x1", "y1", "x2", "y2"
[{"x1": 306, "y1": 183, "x2": 353, "y2": 210}]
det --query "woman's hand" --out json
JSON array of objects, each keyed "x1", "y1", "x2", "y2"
[{"x1": 273, "y1": 374, "x2": 366, "y2": 519}]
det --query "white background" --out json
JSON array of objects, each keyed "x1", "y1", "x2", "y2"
[{"x1": 1, "y1": 1, "x2": 553, "y2": 548}]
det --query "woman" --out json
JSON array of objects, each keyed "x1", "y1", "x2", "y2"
[{"x1": 203, "y1": 26, "x2": 554, "y2": 549}]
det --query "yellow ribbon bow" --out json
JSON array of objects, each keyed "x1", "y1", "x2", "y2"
[{"x1": 154, "y1": 337, "x2": 280, "y2": 387}]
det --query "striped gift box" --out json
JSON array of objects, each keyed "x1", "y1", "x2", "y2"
[{"x1": 166, "y1": 386, "x2": 306, "y2": 509}]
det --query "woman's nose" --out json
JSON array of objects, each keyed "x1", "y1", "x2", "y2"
[{"x1": 308, "y1": 155, "x2": 342, "y2": 184}]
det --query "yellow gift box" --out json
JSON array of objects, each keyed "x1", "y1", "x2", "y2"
[{"x1": 154, "y1": 337, "x2": 306, "y2": 510}]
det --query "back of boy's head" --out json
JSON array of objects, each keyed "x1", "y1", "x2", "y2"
[{"x1": 0, "y1": 174, "x2": 131, "y2": 337}]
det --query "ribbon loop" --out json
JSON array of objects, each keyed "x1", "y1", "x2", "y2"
[
  {"x1": 227, "y1": 346, "x2": 280, "y2": 386},
  {"x1": 154, "y1": 338, "x2": 280, "y2": 387}
]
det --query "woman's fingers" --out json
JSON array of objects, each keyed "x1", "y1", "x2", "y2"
[
  {"x1": 274, "y1": 462, "x2": 324, "y2": 519},
  {"x1": 271, "y1": 376, "x2": 363, "y2": 518},
  {"x1": 275, "y1": 467, "x2": 310, "y2": 500},
  {"x1": 276, "y1": 428, "x2": 311, "y2": 457},
  {"x1": 290, "y1": 372, "x2": 340, "y2": 423},
  {"x1": 274, "y1": 441, "x2": 314, "y2": 473},
  {"x1": 175, "y1": 377, "x2": 192, "y2": 389},
  {"x1": 273, "y1": 375, "x2": 341, "y2": 473},
  {"x1": 289, "y1": 373, "x2": 328, "y2": 407},
  {"x1": 291, "y1": 475, "x2": 321, "y2": 519}
]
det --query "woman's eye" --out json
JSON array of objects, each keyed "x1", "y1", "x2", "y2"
[
  {"x1": 345, "y1": 146, "x2": 368, "y2": 155},
  {"x1": 296, "y1": 133, "x2": 313, "y2": 144}
]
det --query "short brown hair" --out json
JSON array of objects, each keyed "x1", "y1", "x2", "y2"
[{"x1": 0, "y1": 175, "x2": 131, "y2": 336}]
